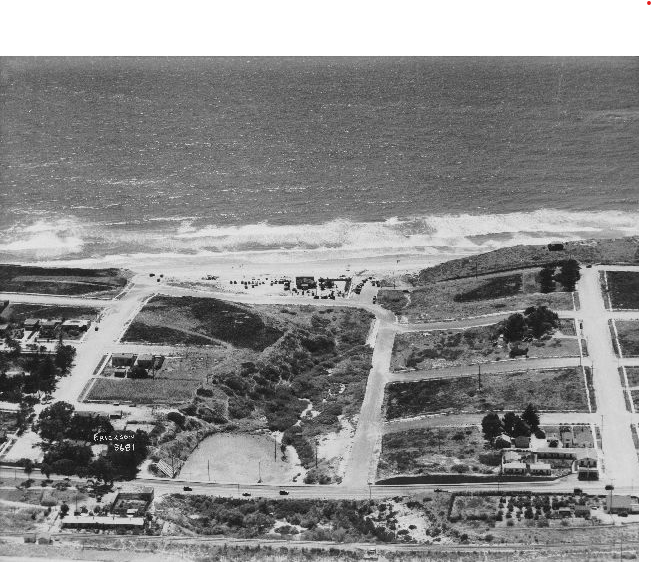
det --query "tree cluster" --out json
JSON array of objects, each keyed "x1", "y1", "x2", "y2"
[
  {"x1": 37, "y1": 401, "x2": 149, "y2": 482},
  {"x1": 481, "y1": 404, "x2": 540, "y2": 447},
  {"x1": 499, "y1": 306, "x2": 560, "y2": 343},
  {"x1": 538, "y1": 259, "x2": 581, "y2": 293}
]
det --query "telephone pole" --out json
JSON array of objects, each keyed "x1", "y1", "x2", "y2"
[{"x1": 478, "y1": 364, "x2": 482, "y2": 390}]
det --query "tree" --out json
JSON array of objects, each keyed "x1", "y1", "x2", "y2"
[
  {"x1": 88, "y1": 457, "x2": 117, "y2": 484},
  {"x1": 37, "y1": 401, "x2": 74, "y2": 441},
  {"x1": 60, "y1": 503, "x2": 69, "y2": 517},
  {"x1": 502, "y1": 412, "x2": 520, "y2": 436},
  {"x1": 21, "y1": 458, "x2": 35, "y2": 476},
  {"x1": 41, "y1": 462, "x2": 52, "y2": 479},
  {"x1": 512, "y1": 417, "x2": 532, "y2": 438},
  {"x1": 538, "y1": 265, "x2": 556, "y2": 293},
  {"x1": 501, "y1": 314, "x2": 527, "y2": 342},
  {"x1": 54, "y1": 344, "x2": 76, "y2": 374},
  {"x1": 522, "y1": 403, "x2": 540, "y2": 430},
  {"x1": 524, "y1": 306, "x2": 559, "y2": 338},
  {"x1": 557, "y1": 259, "x2": 581, "y2": 291},
  {"x1": 481, "y1": 413, "x2": 503, "y2": 441}
]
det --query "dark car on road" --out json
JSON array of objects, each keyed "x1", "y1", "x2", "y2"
[
  {"x1": 242, "y1": 492, "x2": 251, "y2": 497},
  {"x1": 279, "y1": 490, "x2": 289, "y2": 496},
  {"x1": 183, "y1": 486, "x2": 192, "y2": 491}
]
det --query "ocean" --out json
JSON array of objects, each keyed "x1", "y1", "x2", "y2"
[{"x1": 0, "y1": 57, "x2": 639, "y2": 265}]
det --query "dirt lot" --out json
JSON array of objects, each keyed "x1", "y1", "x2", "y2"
[
  {"x1": 613, "y1": 320, "x2": 639, "y2": 357},
  {"x1": 384, "y1": 367, "x2": 590, "y2": 420},
  {"x1": 0, "y1": 264, "x2": 129, "y2": 297},
  {"x1": 377, "y1": 426, "x2": 501, "y2": 479},
  {"x1": 391, "y1": 326, "x2": 581, "y2": 370},
  {"x1": 605, "y1": 270, "x2": 638, "y2": 309},
  {"x1": 1, "y1": 303, "x2": 102, "y2": 323}
]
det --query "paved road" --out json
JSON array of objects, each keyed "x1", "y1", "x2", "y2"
[
  {"x1": 389, "y1": 356, "x2": 582, "y2": 382},
  {"x1": 578, "y1": 267, "x2": 638, "y2": 489}
]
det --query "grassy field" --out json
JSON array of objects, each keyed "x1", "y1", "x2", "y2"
[
  {"x1": 377, "y1": 426, "x2": 501, "y2": 479},
  {"x1": 614, "y1": 320, "x2": 639, "y2": 357},
  {"x1": 380, "y1": 272, "x2": 573, "y2": 322},
  {"x1": 384, "y1": 367, "x2": 589, "y2": 420},
  {"x1": 1, "y1": 303, "x2": 101, "y2": 324},
  {"x1": 122, "y1": 296, "x2": 284, "y2": 350},
  {"x1": 0, "y1": 264, "x2": 129, "y2": 297},
  {"x1": 605, "y1": 271, "x2": 638, "y2": 309},
  {"x1": 412, "y1": 237, "x2": 638, "y2": 284},
  {"x1": 391, "y1": 325, "x2": 580, "y2": 370},
  {"x1": 85, "y1": 377, "x2": 200, "y2": 404}
]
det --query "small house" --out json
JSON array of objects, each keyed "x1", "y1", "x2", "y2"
[
  {"x1": 606, "y1": 495, "x2": 635, "y2": 514},
  {"x1": 577, "y1": 450, "x2": 599, "y2": 480},
  {"x1": 23, "y1": 318, "x2": 40, "y2": 332},
  {"x1": 574, "y1": 505, "x2": 591, "y2": 517},
  {"x1": 112, "y1": 353, "x2": 136, "y2": 368},
  {"x1": 514, "y1": 435, "x2": 531, "y2": 449},
  {"x1": 557, "y1": 507, "x2": 572, "y2": 518},
  {"x1": 295, "y1": 276, "x2": 317, "y2": 290},
  {"x1": 528, "y1": 462, "x2": 552, "y2": 476},
  {"x1": 135, "y1": 353, "x2": 154, "y2": 369},
  {"x1": 502, "y1": 461, "x2": 527, "y2": 475},
  {"x1": 39, "y1": 319, "x2": 61, "y2": 339},
  {"x1": 560, "y1": 429, "x2": 574, "y2": 447}
]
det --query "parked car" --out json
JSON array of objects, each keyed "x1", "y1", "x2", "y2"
[
  {"x1": 279, "y1": 490, "x2": 289, "y2": 496},
  {"x1": 183, "y1": 486, "x2": 193, "y2": 491},
  {"x1": 242, "y1": 492, "x2": 251, "y2": 497}
]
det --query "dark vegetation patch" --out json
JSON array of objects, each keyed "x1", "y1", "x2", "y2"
[
  {"x1": 0, "y1": 304, "x2": 101, "y2": 323},
  {"x1": 453, "y1": 274, "x2": 522, "y2": 302},
  {"x1": 376, "y1": 290, "x2": 409, "y2": 314},
  {"x1": 606, "y1": 271, "x2": 639, "y2": 309},
  {"x1": 614, "y1": 320, "x2": 638, "y2": 357},
  {"x1": 384, "y1": 368, "x2": 589, "y2": 420}
]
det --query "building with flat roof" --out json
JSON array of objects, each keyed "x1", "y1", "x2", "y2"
[
  {"x1": 135, "y1": 353, "x2": 154, "y2": 368},
  {"x1": 61, "y1": 515, "x2": 145, "y2": 531},
  {"x1": 112, "y1": 353, "x2": 136, "y2": 368},
  {"x1": 502, "y1": 461, "x2": 527, "y2": 475}
]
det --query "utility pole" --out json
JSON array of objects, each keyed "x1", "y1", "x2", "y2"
[
  {"x1": 478, "y1": 364, "x2": 482, "y2": 390},
  {"x1": 207, "y1": 460, "x2": 210, "y2": 482},
  {"x1": 274, "y1": 439, "x2": 277, "y2": 462},
  {"x1": 314, "y1": 439, "x2": 318, "y2": 469},
  {"x1": 258, "y1": 461, "x2": 262, "y2": 483}
]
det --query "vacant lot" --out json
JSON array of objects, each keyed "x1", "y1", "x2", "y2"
[
  {"x1": 384, "y1": 367, "x2": 589, "y2": 419},
  {"x1": 377, "y1": 426, "x2": 500, "y2": 479},
  {"x1": 382, "y1": 273, "x2": 573, "y2": 322},
  {"x1": 123, "y1": 296, "x2": 284, "y2": 350},
  {"x1": 624, "y1": 366, "x2": 639, "y2": 388},
  {"x1": 85, "y1": 377, "x2": 199, "y2": 404},
  {"x1": 0, "y1": 264, "x2": 129, "y2": 297},
  {"x1": 613, "y1": 320, "x2": 639, "y2": 357},
  {"x1": 391, "y1": 326, "x2": 580, "y2": 370},
  {"x1": 605, "y1": 271, "x2": 638, "y2": 309},
  {"x1": 413, "y1": 237, "x2": 638, "y2": 284}
]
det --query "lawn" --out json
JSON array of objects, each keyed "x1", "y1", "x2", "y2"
[
  {"x1": 85, "y1": 377, "x2": 200, "y2": 404},
  {"x1": 384, "y1": 367, "x2": 590, "y2": 420},
  {"x1": 382, "y1": 272, "x2": 574, "y2": 322},
  {"x1": 391, "y1": 325, "x2": 580, "y2": 370},
  {"x1": 377, "y1": 426, "x2": 501, "y2": 480},
  {"x1": 613, "y1": 320, "x2": 639, "y2": 357},
  {"x1": 605, "y1": 271, "x2": 638, "y2": 309},
  {"x1": 0, "y1": 264, "x2": 129, "y2": 297}
]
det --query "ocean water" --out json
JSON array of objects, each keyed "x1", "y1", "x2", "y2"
[{"x1": 0, "y1": 57, "x2": 639, "y2": 264}]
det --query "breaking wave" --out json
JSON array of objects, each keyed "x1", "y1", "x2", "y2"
[{"x1": 0, "y1": 209, "x2": 639, "y2": 262}]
